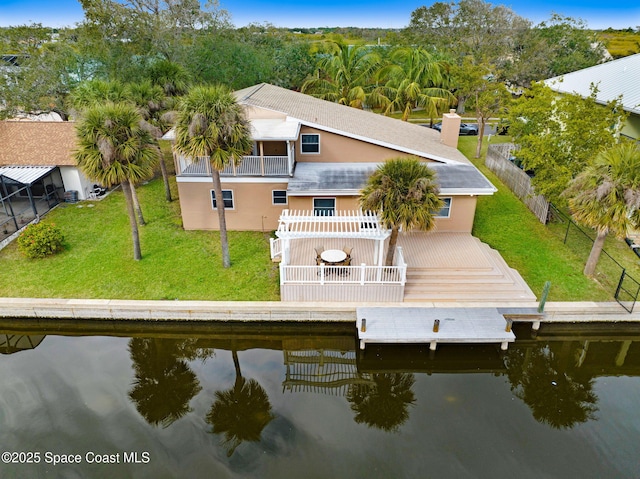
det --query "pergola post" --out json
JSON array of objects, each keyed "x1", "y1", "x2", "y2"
[{"x1": 377, "y1": 238, "x2": 385, "y2": 266}]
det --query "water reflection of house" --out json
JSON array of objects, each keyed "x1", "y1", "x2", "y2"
[{"x1": 281, "y1": 337, "x2": 373, "y2": 396}]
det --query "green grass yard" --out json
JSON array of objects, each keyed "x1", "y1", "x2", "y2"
[
  {"x1": 458, "y1": 136, "x2": 628, "y2": 301},
  {"x1": 0, "y1": 178, "x2": 280, "y2": 301},
  {"x1": 1, "y1": 134, "x2": 635, "y2": 302}
]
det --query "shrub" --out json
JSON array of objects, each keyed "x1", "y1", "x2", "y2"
[{"x1": 17, "y1": 222, "x2": 65, "y2": 259}]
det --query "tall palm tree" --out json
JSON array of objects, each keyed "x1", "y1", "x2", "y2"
[
  {"x1": 70, "y1": 79, "x2": 164, "y2": 218},
  {"x1": 360, "y1": 158, "x2": 443, "y2": 266},
  {"x1": 564, "y1": 142, "x2": 640, "y2": 277},
  {"x1": 68, "y1": 79, "x2": 127, "y2": 113},
  {"x1": 371, "y1": 47, "x2": 454, "y2": 121},
  {"x1": 302, "y1": 41, "x2": 380, "y2": 109},
  {"x1": 74, "y1": 102, "x2": 159, "y2": 260},
  {"x1": 206, "y1": 349, "x2": 274, "y2": 457},
  {"x1": 125, "y1": 80, "x2": 174, "y2": 202},
  {"x1": 174, "y1": 85, "x2": 252, "y2": 268},
  {"x1": 147, "y1": 59, "x2": 190, "y2": 98}
]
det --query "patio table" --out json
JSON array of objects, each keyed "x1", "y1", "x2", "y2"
[{"x1": 320, "y1": 249, "x2": 347, "y2": 265}]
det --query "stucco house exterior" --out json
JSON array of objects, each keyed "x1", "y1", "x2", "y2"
[
  {"x1": 544, "y1": 53, "x2": 640, "y2": 140},
  {"x1": 168, "y1": 84, "x2": 528, "y2": 303},
  {"x1": 173, "y1": 83, "x2": 496, "y2": 234}
]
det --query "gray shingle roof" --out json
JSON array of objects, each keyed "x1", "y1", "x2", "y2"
[
  {"x1": 545, "y1": 53, "x2": 640, "y2": 115},
  {"x1": 288, "y1": 162, "x2": 496, "y2": 196},
  {"x1": 235, "y1": 84, "x2": 471, "y2": 164}
]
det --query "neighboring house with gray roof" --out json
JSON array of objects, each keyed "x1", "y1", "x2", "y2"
[
  {"x1": 173, "y1": 83, "x2": 496, "y2": 233},
  {"x1": 544, "y1": 53, "x2": 640, "y2": 140}
]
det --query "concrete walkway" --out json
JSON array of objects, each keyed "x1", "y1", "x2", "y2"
[{"x1": 2, "y1": 297, "x2": 640, "y2": 325}]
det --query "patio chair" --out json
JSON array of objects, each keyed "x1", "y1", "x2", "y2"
[
  {"x1": 342, "y1": 246, "x2": 353, "y2": 258},
  {"x1": 315, "y1": 245, "x2": 324, "y2": 261}
]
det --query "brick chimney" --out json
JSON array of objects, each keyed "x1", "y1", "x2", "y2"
[{"x1": 440, "y1": 109, "x2": 461, "y2": 148}]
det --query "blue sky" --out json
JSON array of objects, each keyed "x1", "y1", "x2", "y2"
[{"x1": 0, "y1": 0, "x2": 638, "y2": 30}]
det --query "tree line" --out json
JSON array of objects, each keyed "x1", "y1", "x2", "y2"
[{"x1": 0, "y1": 0, "x2": 610, "y2": 121}]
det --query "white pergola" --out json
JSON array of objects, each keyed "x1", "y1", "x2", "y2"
[{"x1": 275, "y1": 209, "x2": 391, "y2": 266}]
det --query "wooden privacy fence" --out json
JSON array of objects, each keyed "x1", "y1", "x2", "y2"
[{"x1": 486, "y1": 144, "x2": 550, "y2": 223}]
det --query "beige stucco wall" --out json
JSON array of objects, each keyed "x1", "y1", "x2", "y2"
[
  {"x1": 244, "y1": 105, "x2": 287, "y2": 120},
  {"x1": 287, "y1": 194, "x2": 477, "y2": 233},
  {"x1": 295, "y1": 126, "x2": 436, "y2": 163},
  {"x1": 178, "y1": 180, "x2": 288, "y2": 231}
]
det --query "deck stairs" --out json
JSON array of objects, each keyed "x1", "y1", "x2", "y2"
[{"x1": 401, "y1": 235, "x2": 536, "y2": 303}]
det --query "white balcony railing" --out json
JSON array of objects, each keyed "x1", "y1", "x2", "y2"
[{"x1": 176, "y1": 154, "x2": 289, "y2": 177}]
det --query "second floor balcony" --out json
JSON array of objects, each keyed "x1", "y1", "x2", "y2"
[{"x1": 175, "y1": 154, "x2": 292, "y2": 177}]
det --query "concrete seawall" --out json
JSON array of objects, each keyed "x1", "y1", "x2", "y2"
[{"x1": 2, "y1": 298, "x2": 640, "y2": 324}]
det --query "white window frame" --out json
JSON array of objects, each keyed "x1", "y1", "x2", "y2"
[
  {"x1": 313, "y1": 197, "x2": 336, "y2": 216},
  {"x1": 300, "y1": 133, "x2": 320, "y2": 154},
  {"x1": 435, "y1": 197, "x2": 452, "y2": 218},
  {"x1": 272, "y1": 190, "x2": 288, "y2": 205},
  {"x1": 211, "y1": 189, "x2": 234, "y2": 210}
]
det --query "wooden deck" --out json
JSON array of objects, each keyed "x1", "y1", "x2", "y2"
[
  {"x1": 398, "y1": 232, "x2": 537, "y2": 303},
  {"x1": 356, "y1": 307, "x2": 516, "y2": 350},
  {"x1": 284, "y1": 232, "x2": 536, "y2": 303}
]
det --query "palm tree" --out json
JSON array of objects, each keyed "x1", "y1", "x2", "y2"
[
  {"x1": 74, "y1": 102, "x2": 159, "y2": 260},
  {"x1": 371, "y1": 47, "x2": 454, "y2": 121},
  {"x1": 564, "y1": 142, "x2": 640, "y2": 277},
  {"x1": 68, "y1": 79, "x2": 127, "y2": 113},
  {"x1": 302, "y1": 41, "x2": 380, "y2": 108},
  {"x1": 147, "y1": 59, "x2": 190, "y2": 98},
  {"x1": 125, "y1": 80, "x2": 174, "y2": 202},
  {"x1": 174, "y1": 85, "x2": 252, "y2": 268},
  {"x1": 206, "y1": 350, "x2": 274, "y2": 457},
  {"x1": 70, "y1": 79, "x2": 163, "y2": 218},
  {"x1": 360, "y1": 158, "x2": 443, "y2": 266},
  {"x1": 347, "y1": 373, "x2": 416, "y2": 432}
]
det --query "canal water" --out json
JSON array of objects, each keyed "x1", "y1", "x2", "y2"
[{"x1": 0, "y1": 320, "x2": 639, "y2": 479}]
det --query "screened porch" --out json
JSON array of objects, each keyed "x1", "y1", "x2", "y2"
[{"x1": 0, "y1": 166, "x2": 64, "y2": 244}]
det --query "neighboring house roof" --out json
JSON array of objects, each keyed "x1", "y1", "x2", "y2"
[
  {"x1": 235, "y1": 83, "x2": 472, "y2": 165},
  {"x1": 545, "y1": 53, "x2": 640, "y2": 115},
  {"x1": 0, "y1": 166, "x2": 56, "y2": 186},
  {"x1": 288, "y1": 162, "x2": 496, "y2": 196},
  {"x1": 0, "y1": 121, "x2": 77, "y2": 167}
]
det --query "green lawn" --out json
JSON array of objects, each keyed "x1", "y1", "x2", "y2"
[
  {"x1": 1, "y1": 134, "x2": 631, "y2": 302},
  {"x1": 458, "y1": 136, "x2": 615, "y2": 301},
  {"x1": 0, "y1": 178, "x2": 280, "y2": 301}
]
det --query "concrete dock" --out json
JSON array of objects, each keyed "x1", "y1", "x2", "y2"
[{"x1": 356, "y1": 307, "x2": 516, "y2": 351}]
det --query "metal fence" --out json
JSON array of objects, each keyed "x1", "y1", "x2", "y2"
[{"x1": 547, "y1": 205, "x2": 640, "y2": 312}]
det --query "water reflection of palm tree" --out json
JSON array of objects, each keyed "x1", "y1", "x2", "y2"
[
  {"x1": 505, "y1": 343, "x2": 598, "y2": 429},
  {"x1": 347, "y1": 373, "x2": 416, "y2": 432},
  {"x1": 206, "y1": 350, "x2": 275, "y2": 457},
  {"x1": 128, "y1": 338, "x2": 204, "y2": 428}
]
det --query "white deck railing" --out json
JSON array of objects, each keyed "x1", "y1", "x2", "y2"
[
  {"x1": 270, "y1": 237, "x2": 282, "y2": 260},
  {"x1": 176, "y1": 154, "x2": 289, "y2": 177},
  {"x1": 279, "y1": 263, "x2": 406, "y2": 285}
]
